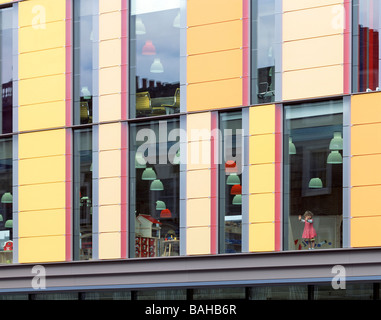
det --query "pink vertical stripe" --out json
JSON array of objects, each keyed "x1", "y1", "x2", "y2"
[
  {"x1": 65, "y1": 0, "x2": 73, "y2": 261},
  {"x1": 242, "y1": 0, "x2": 250, "y2": 106},
  {"x1": 343, "y1": 0, "x2": 351, "y2": 94},
  {"x1": 274, "y1": 104, "x2": 282, "y2": 252},
  {"x1": 120, "y1": 0, "x2": 128, "y2": 258},
  {"x1": 210, "y1": 113, "x2": 218, "y2": 255}
]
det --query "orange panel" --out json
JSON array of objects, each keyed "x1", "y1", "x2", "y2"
[
  {"x1": 351, "y1": 186, "x2": 381, "y2": 217},
  {"x1": 351, "y1": 216, "x2": 381, "y2": 247},
  {"x1": 351, "y1": 92, "x2": 381, "y2": 125},
  {"x1": 351, "y1": 123, "x2": 381, "y2": 156},
  {"x1": 351, "y1": 154, "x2": 381, "y2": 187}
]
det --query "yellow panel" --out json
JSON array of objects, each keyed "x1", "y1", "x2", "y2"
[
  {"x1": 18, "y1": 209, "x2": 65, "y2": 237},
  {"x1": 351, "y1": 154, "x2": 381, "y2": 187},
  {"x1": 187, "y1": 112, "x2": 211, "y2": 142},
  {"x1": 19, "y1": 155, "x2": 66, "y2": 186},
  {"x1": 186, "y1": 198, "x2": 211, "y2": 227},
  {"x1": 249, "y1": 105, "x2": 275, "y2": 136},
  {"x1": 187, "y1": 169, "x2": 211, "y2": 199},
  {"x1": 19, "y1": 182, "x2": 66, "y2": 212},
  {"x1": 99, "y1": 123, "x2": 121, "y2": 151},
  {"x1": 249, "y1": 163, "x2": 275, "y2": 194},
  {"x1": 187, "y1": 140, "x2": 211, "y2": 171},
  {"x1": 249, "y1": 134, "x2": 275, "y2": 165},
  {"x1": 282, "y1": 65, "x2": 343, "y2": 101},
  {"x1": 186, "y1": 227, "x2": 211, "y2": 255},
  {"x1": 283, "y1": 35, "x2": 343, "y2": 71},
  {"x1": 18, "y1": 235, "x2": 65, "y2": 263},
  {"x1": 19, "y1": 0, "x2": 66, "y2": 27},
  {"x1": 99, "y1": 66, "x2": 121, "y2": 96},
  {"x1": 351, "y1": 216, "x2": 381, "y2": 247},
  {"x1": 99, "y1": 177, "x2": 121, "y2": 206},
  {"x1": 99, "y1": 39, "x2": 121, "y2": 69},
  {"x1": 249, "y1": 222, "x2": 275, "y2": 252},
  {"x1": 99, "y1": 150, "x2": 121, "y2": 178},
  {"x1": 99, "y1": 11, "x2": 121, "y2": 41},
  {"x1": 187, "y1": 49, "x2": 242, "y2": 84},
  {"x1": 19, "y1": 101, "x2": 66, "y2": 131},
  {"x1": 19, "y1": 129, "x2": 66, "y2": 159},
  {"x1": 351, "y1": 92, "x2": 381, "y2": 125},
  {"x1": 187, "y1": 0, "x2": 242, "y2": 27},
  {"x1": 99, "y1": 94, "x2": 121, "y2": 122},
  {"x1": 19, "y1": 47, "x2": 65, "y2": 80},
  {"x1": 99, "y1": 232, "x2": 121, "y2": 260},
  {"x1": 283, "y1": 5, "x2": 343, "y2": 42},
  {"x1": 249, "y1": 193, "x2": 275, "y2": 224},
  {"x1": 19, "y1": 74, "x2": 66, "y2": 106},
  {"x1": 283, "y1": 0, "x2": 343, "y2": 12},
  {"x1": 187, "y1": 78, "x2": 242, "y2": 112},
  {"x1": 351, "y1": 123, "x2": 381, "y2": 156},
  {"x1": 187, "y1": 20, "x2": 242, "y2": 55},
  {"x1": 19, "y1": 20, "x2": 66, "y2": 53},
  {"x1": 351, "y1": 186, "x2": 381, "y2": 217},
  {"x1": 99, "y1": 0, "x2": 121, "y2": 13},
  {"x1": 99, "y1": 205, "x2": 121, "y2": 233}
]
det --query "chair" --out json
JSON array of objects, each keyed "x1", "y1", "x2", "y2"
[
  {"x1": 136, "y1": 91, "x2": 152, "y2": 116},
  {"x1": 161, "y1": 88, "x2": 180, "y2": 114}
]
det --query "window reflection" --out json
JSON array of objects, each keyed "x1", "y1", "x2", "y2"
[
  {"x1": 130, "y1": 0, "x2": 181, "y2": 118},
  {"x1": 353, "y1": 0, "x2": 380, "y2": 93},
  {"x1": 251, "y1": 0, "x2": 276, "y2": 104},
  {"x1": 73, "y1": 129, "x2": 93, "y2": 260},
  {"x1": 219, "y1": 112, "x2": 243, "y2": 254},
  {"x1": 283, "y1": 100, "x2": 343, "y2": 251},
  {"x1": 73, "y1": 0, "x2": 95, "y2": 124},
  {"x1": 0, "y1": 7, "x2": 12, "y2": 134},
  {"x1": 0, "y1": 137, "x2": 12, "y2": 264},
  {"x1": 129, "y1": 119, "x2": 180, "y2": 257}
]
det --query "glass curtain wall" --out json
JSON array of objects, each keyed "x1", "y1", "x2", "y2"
[
  {"x1": 129, "y1": 0, "x2": 181, "y2": 118},
  {"x1": 0, "y1": 7, "x2": 12, "y2": 134},
  {"x1": 0, "y1": 138, "x2": 12, "y2": 263},
  {"x1": 73, "y1": 0, "x2": 95, "y2": 125},
  {"x1": 218, "y1": 112, "x2": 243, "y2": 254},
  {"x1": 283, "y1": 100, "x2": 343, "y2": 251},
  {"x1": 352, "y1": 0, "x2": 381, "y2": 93},
  {"x1": 251, "y1": 0, "x2": 276, "y2": 104},
  {"x1": 129, "y1": 119, "x2": 180, "y2": 258},
  {"x1": 73, "y1": 129, "x2": 93, "y2": 260}
]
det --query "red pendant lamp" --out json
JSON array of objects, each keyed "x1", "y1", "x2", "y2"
[
  {"x1": 160, "y1": 209, "x2": 172, "y2": 218},
  {"x1": 142, "y1": 40, "x2": 156, "y2": 55},
  {"x1": 225, "y1": 160, "x2": 237, "y2": 174},
  {"x1": 230, "y1": 184, "x2": 242, "y2": 195}
]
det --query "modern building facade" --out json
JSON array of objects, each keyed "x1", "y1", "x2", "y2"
[{"x1": 0, "y1": 0, "x2": 380, "y2": 300}]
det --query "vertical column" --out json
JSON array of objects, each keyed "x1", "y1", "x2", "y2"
[
  {"x1": 186, "y1": 112, "x2": 212, "y2": 255},
  {"x1": 17, "y1": 0, "x2": 67, "y2": 263},
  {"x1": 248, "y1": 104, "x2": 279, "y2": 252}
]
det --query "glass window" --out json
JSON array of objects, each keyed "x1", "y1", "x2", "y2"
[
  {"x1": 73, "y1": 0, "x2": 96, "y2": 125},
  {"x1": 249, "y1": 285, "x2": 308, "y2": 300},
  {"x1": 73, "y1": 129, "x2": 93, "y2": 260},
  {"x1": 219, "y1": 112, "x2": 243, "y2": 254},
  {"x1": 0, "y1": 137, "x2": 12, "y2": 264},
  {"x1": 251, "y1": 0, "x2": 277, "y2": 104},
  {"x1": 0, "y1": 7, "x2": 13, "y2": 134},
  {"x1": 314, "y1": 283, "x2": 374, "y2": 300},
  {"x1": 283, "y1": 100, "x2": 343, "y2": 251},
  {"x1": 129, "y1": 119, "x2": 180, "y2": 258},
  {"x1": 129, "y1": 0, "x2": 181, "y2": 118}
]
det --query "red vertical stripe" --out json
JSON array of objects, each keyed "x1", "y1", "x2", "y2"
[
  {"x1": 343, "y1": 0, "x2": 351, "y2": 94},
  {"x1": 121, "y1": 0, "x2": 128, "y2": 258},
  {"x1": 65, "y1": 0, "x2": 73, "y2": 261},
  {"x1": 274, "y1": 104, "x2": 282, "y2": 252},
  {"x1": 369, "y1": 28, "x2": 374, "y2": 89},
  {"x1": 242, "y1": 0, "x2": 250, "y2": 106},
  {"x1": 210, "y1": 113, "x2": 218, "y2": 255}
]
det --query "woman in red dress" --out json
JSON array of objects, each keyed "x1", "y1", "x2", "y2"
[{"x1": 298, "y1": 211, "x2": 317, "y2": 250}]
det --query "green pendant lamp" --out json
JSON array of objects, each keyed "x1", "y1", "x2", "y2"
[
  {"x1": 327, "y1": 150, "x2": 343, "y2": 164},
  {"x1": 308, "y1": 177, "x2": 323, "y2": 189},
  {"x1": 156, "y1": 200, "x2": 166, "y2": 211},
  {"x1": 289, "y1": 137, "x2": 296, "y2": 155},
  {"x1": 232, "y1": 194, "x2": 242, "y2": 205},
  {"x1": 150, "y1": 179, "x2": 164, "y2": 191},
  {"x1": 1, "y1": 192, "x2": 12, "y2": 204},
  {"x1": 142, "y1": 167, "x2": 157, "y2": 180},
  {"x1": 329, "y1": 132, "x2": 343, "y2": 150},
  {"x1": 226, "y1": 173, "x2": 240, "y2": 185},
  {"x1": 135, "y1": 152, "x2": 146, "y2": 169}
]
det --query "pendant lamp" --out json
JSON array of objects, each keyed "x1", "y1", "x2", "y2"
[
  {"x1": 1, "y1": 192, "x2": 12, "y2": 204},
  {"x1": 232, "y1": 194, "x2": 242, "y2": 205},
  {"x1": 308, "y1": 177, "x2": 323, "y2": 189},
  {"x1": 230, "y1": 184, "x2": 242, "y2": 195},
  {"x1": 142, "y1": 40, "x2": 156, "y2": 55},
  {"x1": 226, "y1": 173, "x2": 240, "y2": 185},
  {"x1": 135, "y1": 152, "x2": 146, "y2": 169},
  {"x1": 150, "y1": 179, "x2": 164, "y2": 191},
  {"x1": 329, "y1": 132, "x2": 343, "y2": 150},
  {"x1": 136, "y1": 17, "x2": 146, "y2": 35},
  {"x1": 156, "y1": 200, "x2": 166, "y2": 211},
  {"x1": 327, "y1": 150, "x2": 343, "y2": 164},
  {"x1": 160, "y1": 209, "x2": 172, "y2": 218},
  {"x1": 150, "y1": 58, "x2": 164, "y2": 73},
  {"x1": 142, "y1": 167, "x2": 157, "y2": 180},
  {"x1": 172, "y1": 149, "x2": 180, "y2": 165},
  {"x1": 289, "y1": 137, "x2": 296, "y2": 155},
  {"x1": 173, "y1": 12, "x2": 180, "y2": 28},
  {"x1": 225, "y1": 160, "x2": 237, "y2": 174}
]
